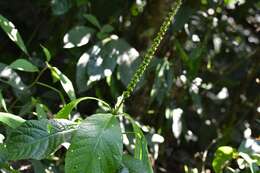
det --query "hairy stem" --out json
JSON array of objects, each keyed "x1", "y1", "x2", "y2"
[{"x1": 114, "y1": 0, "x2": 182, "y2": 112}]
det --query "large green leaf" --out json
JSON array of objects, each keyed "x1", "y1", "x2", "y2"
[
  {"x1": 6, "y1": 119, "x2": 76, "y2": 160},
  {"x1": 212, "y1": 146, "x2": 237, "y2": 173},
  {"x1": 63, "y1": 26, "x2": 94, "y2": 49},
  {"x1": 0, "y1": 112, "x2": 25, "y2": 128},
  {"x1": 0, "y1": 15, "x2": 28, "y2": 55},
  {"x1": 65, "y1": 113, "x2": 123, "y2": 173},
  {"x1": 10, "y1": 59, "x2": 39, "y2": 72}
]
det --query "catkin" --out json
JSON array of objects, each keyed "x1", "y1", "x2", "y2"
[{"x1": 123, "y1": 0, "x2": 182, "y2": 99}]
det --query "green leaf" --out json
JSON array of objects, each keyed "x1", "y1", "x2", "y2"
[
  {"x1": 150, "y1": 59, "x2": 173, "y2": 105},
  {"x1": 77, "y1": 37, "x2": 116, "y2": 85},
  {"x1": 239, "y1": 152, "x2": 259, "y2": 173},
  {"x1": 0, "y1": 90, "x2": 8, "y2": 112},
  {"x1": 84, "y1": 14, "x2": 102, "y2": 29},
  {"x1": 76, "y1": 52, "x2": 89, "y2": 92},
  {"x1": 125, "y1": 114, "x2": 153, "y2": 173},
  {"x1": 100, "y1": 24, "x2": 114, "y2": 34},
  {"x1": 0, "y1": 112, "x2": 25, "y2": 128},
  {"x1": 50, "y1": 67, "x2": 76, "y2": 101},
  {"x1": 55, "y1": 97, "x2": 111, "y2": 119},
  {"x1": 116, "y1": 39, "x2": 141, "y2": 88},
  {"x1": 6, "y1": 119, "x2": 76, "y2": 160},
  {"x1": 121, "y1": 155, "x2": 149, "y2": 173},
  {"x1": 0, "y1": 15, "x2": 28, "y2": 55},
  {"x1": 10, "y1": 59, "x2": 39, "y2": 72},
  {"x1": 65, "y1": 113, "x2": 123, "y2": 173},
  {"x1": 36, "y1": 103, "x2": 48, "y2": 119},
  {"x1": 212, "y1": 146, "x2": 237, "y2": 173},
  {"x1": 0, "y1": 63, "x2": 31, "y2": 99},
  {"x1": 41, "y1": 45, "x2": 51, "y2": 62},
  {"x1": 63, "y1": 26, "x2": 94, "y2": 49},
  {"x1": 51, "y1": 0, "x2": 72, "y2": 16},
  {"x1": 0, "y1": 144, "x2": 8, "y2": 163}
]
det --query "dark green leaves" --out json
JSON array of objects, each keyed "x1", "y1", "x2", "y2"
[
  {"x1": 10, "y1": 59, "x2": 39, "y2": 72},
  {"x1": 0, "y1": 15, "x2": 28, "y2": 55},
  {"x1": 65, "y1": 113, "x2": 123, "y2": 173},
  {"x1": 63, "y1": 26, "x2": 94, "y2": 49},
  {"x1": 76, "y1": 37, "x2": 140, "y2": 91},
  {"x1": 6, "y1": 119, "x2": 76, "y2": 160}
]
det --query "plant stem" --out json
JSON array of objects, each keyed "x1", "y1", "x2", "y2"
[
  {"x1": 36, "y1": 82, "x2": 66, "y2": 105},
  {"x1": 114, "y1": 0, "x2": 182, "y2": 113}
]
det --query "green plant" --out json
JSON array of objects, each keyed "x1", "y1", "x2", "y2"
[{"x1": 0, "y1": 1, "x2": 182, "y2": 173}]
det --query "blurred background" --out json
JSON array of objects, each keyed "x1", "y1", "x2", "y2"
[{"x1": 0, "y1": 0, "x2": 259, "y2": 172}]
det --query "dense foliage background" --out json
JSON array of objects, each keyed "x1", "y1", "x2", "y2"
[{"x1": 0, "y1": 0, "x2": 259, "y2": 172}]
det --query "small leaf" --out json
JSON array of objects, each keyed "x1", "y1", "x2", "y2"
[
  {"x1": 51, "y1": 0, "x2": 72, "y2": 16},
  {"x1": 84, "y1": 14, "x2": 102, "y2": 29},
  {"x1": 55, "y1": 97, "x2": 111, "y2": 119},
  {"x1": 65, "y1": 113, "x2": 123, "y2": 173},
  {"x1": 6, "y1": 119, "x2": 76, "y2": 160},
  {"x1": 212, "y1": 146, "x2": 237, "y2": 173},
  {"x1": 50, "y1": 67, "x2": 76, "y2": 101},
  {"x1": 41, "y1": 45, "x2": 51, "y2": 62},
  {"x1": 0, "y1": 15, "x2": 28, "y2": 55},
  {"x1": 0, "y1": 112, "x2": 25, "y2": 128},
  {"x1": 0, "y1": 90, "x2": 8, "y2": 112},
  {"x1": 63, "y1": 26, "x2": 94, "y2": 49},
  {"x1": 36, "y1": 103, "x2": 48, "y2": 119},
  {"x1": 10, "y1": 59, "x2": 39, "y2": 72},
  {"x1": 100, "y1": 24, "x2": 114, "y2": 34},
  {"x1": 150, "y1": 59, "x2": 173, "y2": 105}
]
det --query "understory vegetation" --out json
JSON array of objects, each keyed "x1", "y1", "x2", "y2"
[{"x1": 0, "y1": 0, "x2": 259, "y2": 173}]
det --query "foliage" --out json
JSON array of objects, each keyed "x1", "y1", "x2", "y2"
[{"x1": 0, "y1": 0, "x2": 259, "y2": 173}]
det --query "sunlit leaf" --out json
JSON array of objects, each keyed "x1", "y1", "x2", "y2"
[
  {"x1": 63, "y1": 26, "x2": 94, "y2": 49},
  {"x1": 6, "y1": 119, "x2": 76, "y2": 160},
  {"x1": 65, "y1": 113, "x2": 123, "y2": 173},
  {"x1": 0, "y1": 90, "x2": 8, "y2": 112},
  {"x1": 10, "y1": 59, "x2": 39, "y2": 72},
  {"x1": 41, "y1": 45, "x2": 51, "y2": 62},
  {"x1": 50, "y1": 67, "x2": 76, "y2": 101},
  {"x1": 212, "y1": 146, "x2": 237, "y2": 173},
  {"x1": 0, "y1": 15, "x2": 28, "y2": 55},
  {"x1": 0, "y1": 112, "x2": 25, "y2": 129}
]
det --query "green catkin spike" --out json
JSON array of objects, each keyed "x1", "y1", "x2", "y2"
[{"x1": 114, "y1": 0, "x2": 182, "y2": 112}]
